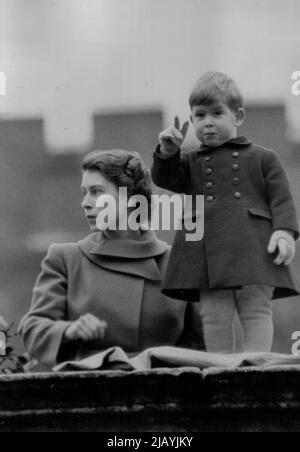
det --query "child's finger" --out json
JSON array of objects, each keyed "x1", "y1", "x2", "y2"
[
  {"x1": 273, "y1": 239, "x2": 287, "y2": 265},
  {"x1": 267, "y1": 235, "x2": 277, "y2": 254},
  {"x1": 174, "y1": 116, "x2": 180, "y2": 130},
  {"x1": 171, "y1": 126, "x2": 184, "y2": 140},
  {"x1": 159, "y1": 134, "x2": 178, "y2": 145},
  {"x1": 284, "y1": 245, "x2": 295, "y2": 266},
  {"x1": 164, "y1": 129, "x2": 180, "y2": 139},
  {"x1": 0, "y1": 316, "x2": 8, "y2": 332},
  {"x1": 160, "y1": 127, "x2": 182, "y2": 140},
  {"x1": 159, "y1": 132, "x2": 174, "y2": 144},
  {"x1": 284, "y1": 255, "x2": 293, "y2": 266},
  {"x1": 180, "y1": 121, "x2": 190, "y2": 139},
  {"x1": 162, "y1": 129, "x2": 183, "y2": 144}
]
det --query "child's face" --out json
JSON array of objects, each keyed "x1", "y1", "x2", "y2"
[{"x1": 190, "y1": 102, "x2": 245, "y2": 148}]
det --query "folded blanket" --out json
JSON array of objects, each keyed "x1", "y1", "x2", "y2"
[{"x1": 53, "y1": 346, "x2": 300, "y2": 372}]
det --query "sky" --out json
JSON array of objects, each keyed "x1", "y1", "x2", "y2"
[{"x1": 0, "y1": 0, "x2": 299, "y2": 148}]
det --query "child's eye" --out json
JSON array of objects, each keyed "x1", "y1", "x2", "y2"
[{"x1": 214, "y1": 111, "x2": 223, "y2": 116}]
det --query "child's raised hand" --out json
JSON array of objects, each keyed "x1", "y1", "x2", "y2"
[
  {"x1": 159, "y1": 116, "x2": 189, "y2": 156},
  {"x1": 267, "y1": 230, "x2": 296, "y2": 266},
  {"x1": 0, "y1": 316, "x2": 8, "y2": 332}
]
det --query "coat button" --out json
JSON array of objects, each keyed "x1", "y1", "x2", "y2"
[
  {"x1": 233, "y1": 178, "x2": 240, "y2": 185},
  {"x1": 206, "y1": 182, "x2": 213, "y2": 189},
  {"x1": 234, "y1": 192, "x2": 242, "y2": 199},
  {"x1": 232, "y1": 164, "x2": 240, "y2": 171},
  {"x1": 206, "y1": 168, "x2": 213, "y2": 175},
  {"x1": 207, "y1": 196, "x2": 214, "y2": 202},
  {"x1": 232, "y1": 151, "x2": 240, "y2": 158}
]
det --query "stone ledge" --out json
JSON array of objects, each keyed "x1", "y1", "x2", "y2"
[{"x1": 0, "y1": 367, "x2": 300, "y2": 431}]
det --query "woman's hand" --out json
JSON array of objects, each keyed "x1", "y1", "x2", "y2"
[{"x1": 64, "y1": 313, "x2": 107, "y2": 342}]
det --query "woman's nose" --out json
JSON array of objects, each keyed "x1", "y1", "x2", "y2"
[{"x1": 81, "y1": 194, "x2": 93, "y2": 209}]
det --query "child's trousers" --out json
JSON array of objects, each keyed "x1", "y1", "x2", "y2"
[{"x1": 199, "y1": 285, "x2": 274, "y2": 353}]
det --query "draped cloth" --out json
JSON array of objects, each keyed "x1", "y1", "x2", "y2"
[{"x1": 54, "y1": 346, "x2": 300, "y2": 373}]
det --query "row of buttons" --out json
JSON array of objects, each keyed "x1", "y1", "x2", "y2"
[
  {"x1": 206, "y1": 164, "x2": 239, "y2": 175},
  {"x1": 205, "y1": 151, "x2": 241, "y2": 202},
  {"x1": 207, "y1": 192, "x2": 242, "y2": 202},
  {"x1": 204, "y1": 151, "x2": 239, "y2": 162},
  {"x1": 206, "y1": 178, "x2": 240, "y2": 189}
]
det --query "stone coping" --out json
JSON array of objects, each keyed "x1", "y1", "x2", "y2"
[{"x1": 0, "y1": 366, "x2": 300, "y2": 431}]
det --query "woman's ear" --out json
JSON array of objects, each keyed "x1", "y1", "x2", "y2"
[{"x1": 235, "y1": 108, "x2": 246, "y2": 127}]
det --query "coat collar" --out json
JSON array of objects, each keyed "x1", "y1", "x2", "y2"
[
  {"x1": 80, "y1": 230, "x2": 169, "y2": 259},
  {"x1": 199, "y1": 136, "x2": 252, "y2": 153},
  {"x1": 78, "y1": 231, "x2": 170, "y2": 281}
]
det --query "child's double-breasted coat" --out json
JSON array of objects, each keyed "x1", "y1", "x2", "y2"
[{"x1": 151, "y1": 136, "x2": 300, "y2": 301}]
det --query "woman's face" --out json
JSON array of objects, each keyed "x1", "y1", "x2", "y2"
[{"x1": 81, "y1": 170, "x2": 121, "y2": 232}]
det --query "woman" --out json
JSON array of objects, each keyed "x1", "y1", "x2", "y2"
[{"x1": 19, "y1": 150, "x2": 203, "y2": 369}]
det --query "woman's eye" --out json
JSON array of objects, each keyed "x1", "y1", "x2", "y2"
[{"x1": 92, "y1": 189, "x2": 103, "y2": 196}]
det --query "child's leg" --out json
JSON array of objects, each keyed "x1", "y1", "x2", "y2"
[
  {"x1": 236, "y1": 285, "x2": 274, "y2": 352},
  {"x1": 199, "y1": 290, "x2": 237, "y2": 353}
]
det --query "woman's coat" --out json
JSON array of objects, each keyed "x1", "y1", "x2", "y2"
[{"x1": 18, "y1": 231, "x2": 203, "y2": 368}]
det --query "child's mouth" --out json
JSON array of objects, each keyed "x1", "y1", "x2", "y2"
[{"x1": 204, "y1": 133, "x2": 217, "y2": 138}]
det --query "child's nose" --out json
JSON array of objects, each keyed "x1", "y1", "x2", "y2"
[{"x1": 204, "y1": 116, "x2": 214, "y2": 127}]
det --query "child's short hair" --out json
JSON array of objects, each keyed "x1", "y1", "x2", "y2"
[{"x1": 189, "y1": 71, "x2": 244, "y2": 112}]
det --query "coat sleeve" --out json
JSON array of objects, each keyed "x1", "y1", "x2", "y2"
[
  {"x1": 262, "y1": 150, "x2": 299, "y2": 239},
  {"x1": 18, "y1": 244, "x2": 72, "y2": 368},
  {"x1": 151, "y1": 145, "x2": 191, "y2": 193},
  {"x1": 176, "y1": 302, "x2": 205, "y2": 350}
]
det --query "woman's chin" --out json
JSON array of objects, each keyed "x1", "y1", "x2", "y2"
[{"x1": 89, "y1": 224, "x2": 100, "y2": 232}]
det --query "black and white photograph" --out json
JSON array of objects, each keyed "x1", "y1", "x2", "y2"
[{"x1": 0, "y1": 0, "x2": 300, "y2": 434}]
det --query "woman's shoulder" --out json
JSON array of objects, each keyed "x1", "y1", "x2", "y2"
[
  {"x1": 46, "y1": 234, "x2": 97, "y2": 261},
  {"x1": 44, "y1": 241, "x2": 82, "y2": 268}
]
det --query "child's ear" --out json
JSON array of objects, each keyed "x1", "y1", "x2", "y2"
[
  {"x1": 190, "y1": 114, "x2": 194, "y2": 124},
  {"x1": 235, "y1": 108, "x2": 246, "y2": 127}
]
